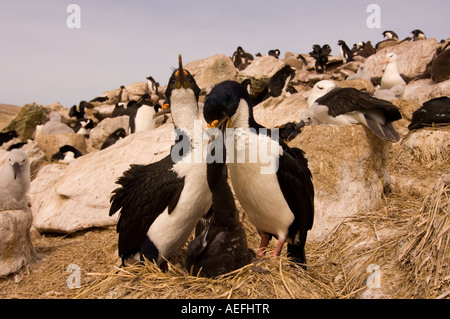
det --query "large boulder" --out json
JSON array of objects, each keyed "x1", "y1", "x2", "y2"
[
  {"x1": 289, "y1": 125, "x2": 391, "y2": 242},
  {"x1": 237, "y1": 55, "x2": 286, "y2": 92},
  {"x1": 35, "y1": 132, "x2": 87, "y2": 161},
  {"x1": 403, "y1": 79, "x2": 450, "y2": 104},
  {"x1": 253, "y1": 93, "x2": 308, "y2": 128},
  {"x1": 365, "y1": 39, "x2": 439, "y2": 80},
  {"x1": 87, "y1": 115, "x2": 129, "y2": 151},
  {"x1": 185, "y1": 54, "x2": 237, "y2": 91},
  {"x1": 29, "y1": 123, "x2": 175, "y2": 234},
  {"x1": 125, "y1": 82, "x2": 148, "y2": 101},
  {"x1": 2, "y1": 103, "x2": 47, "y2": 142},
  {"x1": 0, "y1": 208, "x2": 36, "y2": 278}
]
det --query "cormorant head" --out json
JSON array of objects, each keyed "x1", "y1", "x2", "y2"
[{"x1": 203, "y1": 81, "x2": 254, "y2": 132}]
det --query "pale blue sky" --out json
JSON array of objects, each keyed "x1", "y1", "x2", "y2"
[{"x1": 0, "y1": 0, "x2": 448, "y2": 107}]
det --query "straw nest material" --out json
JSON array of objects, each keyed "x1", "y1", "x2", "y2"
[
  {"x1": 1, "y1": 127, "x2": 449, "y2": 299},
  {"x1": 1, "y1": 174, "x2": 448, "y2": 299}
]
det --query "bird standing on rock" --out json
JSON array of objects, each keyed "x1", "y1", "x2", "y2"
[{"x1": 109, "y1": 55, "x2": 211, "y2": 270}]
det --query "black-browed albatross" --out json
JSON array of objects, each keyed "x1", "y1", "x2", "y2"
[{"x1": 299, "y1": 80, "x2": 402, "y2": 142}]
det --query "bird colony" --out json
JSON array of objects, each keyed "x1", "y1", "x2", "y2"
[{"x1": 0, "y1": 29, "x2": 449, "y2": 299}]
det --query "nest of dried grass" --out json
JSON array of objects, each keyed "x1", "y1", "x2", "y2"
[
  {"x1": 396, "y1": 178, "x2": 450, "y2": 298},
  {"x1": 2, "y1": 123, "x2": 449, "y2": 299}
]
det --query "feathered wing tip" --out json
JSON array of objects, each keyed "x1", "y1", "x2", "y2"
[{"x1": 364, "y1": 116, "x2": 401, "y2": 142}]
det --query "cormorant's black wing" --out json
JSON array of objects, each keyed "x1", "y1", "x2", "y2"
[
  {"x1": 109, "y1": 154, "x2": 185, "y2": 258},
  {"x1": 277, "y1": 142, "x2": 315, "y2": 236}
]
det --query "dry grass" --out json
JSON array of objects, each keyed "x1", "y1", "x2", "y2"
[
  {"x1": 1, "y1": 179, "x2": 448, "y2": 300},
  {"x1": 1, "y1": 128, "x2": 449, "y2": 299}
]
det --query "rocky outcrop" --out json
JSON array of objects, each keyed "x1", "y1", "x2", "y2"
[
  {"x1": 2, "y1": 103, "x2": 47, "y2": 142},
  {"x1": 365, "y1": 38, "x2": 439, "y2": 79},
  {"x1": 237, "y1": 55, "x2": 286, "y2": 92},
  {"x1": 87, "y1": 115, "x2": 129, "y2": 151},
  {"x1": 35, "y1": 132, "x2": 87, "y2": 161},
  {"x1": 29, "y1": 124, "x2": 174, "y2": 234},
  {"x1": 185, "y1": 54, "x2": 237, "y2": 91},
  {"x1": 0, "y1": 208, "x2": 36, "y2": 278},
  {"x1": 403, "y1": 79, "x2": 450, "y2": 104},
  {"x1": 289, "y1": 125, "x2": 392, "y2": 242},
  {"x1": 253, "y1": 93, "x2": 308, "y2": 128}
]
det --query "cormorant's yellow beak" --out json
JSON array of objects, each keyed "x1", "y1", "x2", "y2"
[
  {"x1": 207, "y1": 116, "x2": 230, "y2": 142},
  {"x1": 174, "y1": 54, "x2": 190, "y2": 89}
]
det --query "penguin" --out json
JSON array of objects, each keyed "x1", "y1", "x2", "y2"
[
  {"x1": 146, "y1": 76, "x2": 165, "y2": 104},
  {"x1": 408, "y1": 97, "x2": 450, "y2": 131},
  {"x1": 0, "y1": 131, "x2": 18, "y2": 147},
  {"x1": 109, "y1": 55, "x2": 211, "y2": 270},
  {"x1": 6, "y1": 142, "x2": 27, "y2": 151},
  {"x1": 337, "y1": 40, "x2": 353, "y2": 64},
  {"x1": 51, "y1": 145, "x2": 83, "y2": 163},
  {"x1": 100, "y1": 128, "x2": 127, "y2": 150},
  {"x1": 89, "y1": 96, "x2": 109, "y2": 103},
  {"x1": 268, "y1": 65, "x2": 296, "y2": 98},
  {"x1": 310, "y1": 45, "x2": 331, "y2": 74},
  {"x1": 298, "y1": 80, "x2": 402, "y2": 142},
  {"x1": 268, "y1": 49, "x2": 281, "y2": 59},
  {"x1": 133, "y1": 104, "x2": 162, "y2": 133},
  {"x1": 185, "y1": 131, "x2": 254, "y2": 278},
  {"x1": 383, "y1": 30, "x2": 399, "y2": 40},
  {"x1": 232, "y1": 46, "x2": 254, "y2": 71},
  {"x1": 146, "y1": 76, "x2": 159, "y2": 95},
  {"x1": 412, "y1": 29, "x2": 426, "y2": 41},
  {"x1": 117, "y1": 85, "x2": 129, "y2": 103},
  {"x1": 203, "y1": 80, "x2": 315, "y2": 267},
  {"x1": 114, "y1": 101, "x2": 141, "y2": 134},
  {"x1": 69, "y1": 104, "x2": 86, "y2": 120},
  {"x1": 75, "y1": 119, "x2": 94, "y2": 137},
  {"x1": 0, "y1": 149, "x2": 30, "y2": 210},
  {"x1": 352, "y1": 41, "x2": 376, "y2": 58},
  {"x1": 381, "y1": 53, "x2": 407, "y2": 90}
]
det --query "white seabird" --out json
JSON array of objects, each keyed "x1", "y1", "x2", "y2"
[
  {"x1": 43, "y1": 112, "x2": 74, "y2": 135},
  {"x1": 300, "y1": 80, "x2": 402, "y2": 142},
  {"x1": 381, "y1": 53, "x2": 406, "y2": 90},
  {"x1": 0, "y1": 149, "x2": 30, "y2": 210}
]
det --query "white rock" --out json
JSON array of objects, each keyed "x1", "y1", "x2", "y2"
[
  {"x1": 253, "y1": 94, "x2": 308, "y2": 128},
  {"x1": 185, "y1": 54, "x2": 237, "y2": 91},
  {"x1": 0, "y1": 208, "x2": 36, "y2": 278},
  {"x1": 403, "y1": 79, "x2": 450, "y2": 104},
  {"x1": 237, "y1": 55, "x2": 286, "y2": 92},
  {"x1": 88, "y1": 115, "x2": 129, "y2": 151},
  {"x1": 29, "y1": 123, "x2": 175, "y2": 233}
]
